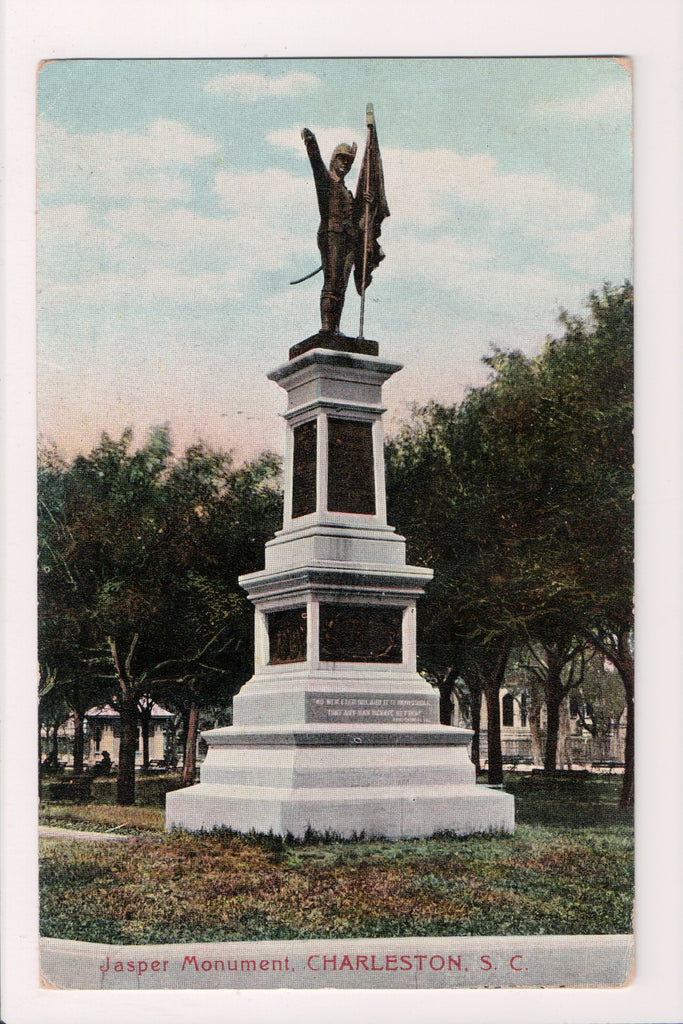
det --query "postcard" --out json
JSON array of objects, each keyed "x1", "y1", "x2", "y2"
[
  {"x1": 3, "y1": 4, "x2": 683, "y2": 1024},
  {"x1": 34, "y1": 49, "x2": 636, "y2": 987}
]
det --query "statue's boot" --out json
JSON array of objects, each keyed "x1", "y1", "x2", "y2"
[{"x1": 321, "y1": 291, "x2": 343, "y2": 334}]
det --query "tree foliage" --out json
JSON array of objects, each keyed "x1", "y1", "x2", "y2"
[
  {"x1": 386, "y1": 282, "x2": 633, "y2": 797},
  {"x1": 37, "y1": 428, "x2": 282, "y2": 802}
]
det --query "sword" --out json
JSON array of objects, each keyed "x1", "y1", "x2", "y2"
[{"x1": 289, "y1": 265, "x2": 323, "y2": 285}]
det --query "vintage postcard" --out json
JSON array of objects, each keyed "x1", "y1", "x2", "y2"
[
  {"x1": 3, "y1": 4, "x2": 683, "y2": 1023},
  {"x1": 34, "y1": 52, "x2": 635, "y2": 988}
]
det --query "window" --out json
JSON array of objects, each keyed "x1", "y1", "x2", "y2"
[{"x1": 502, "y1": 693, "x2": 515, "y2": 727}]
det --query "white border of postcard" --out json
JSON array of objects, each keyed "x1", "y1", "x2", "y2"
[{"x1": 3, "y1": 1, "x2": 682, "y2": 1022}]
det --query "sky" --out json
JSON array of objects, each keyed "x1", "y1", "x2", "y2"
[{"x1": 37, "y1": 57, "x2": 632, "y2": 463}]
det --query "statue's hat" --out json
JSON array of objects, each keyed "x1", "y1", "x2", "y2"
[{"x1": 331, "y1": 142, "x2": 357, "y2": 164}]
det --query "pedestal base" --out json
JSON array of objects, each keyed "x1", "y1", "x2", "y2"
[{"x1": 165, "y1": 725, "x2": 514, "y2": 839}]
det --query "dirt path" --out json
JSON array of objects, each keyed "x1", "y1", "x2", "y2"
[{"x1": 39, "y1": 825, "x2": 139, "y2": 842}]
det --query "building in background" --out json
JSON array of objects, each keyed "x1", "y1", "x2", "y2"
[
  {"x1": 451, "y1": 687, "x2": 627, "y2": 770},
  {"x1": 40, "y1": 704, "x2": 175, "y2": 768}
]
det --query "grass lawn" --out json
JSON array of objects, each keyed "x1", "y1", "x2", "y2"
[
  {"x1": 39, "y1": 774, "x2": 633, "y2": 944},
  {"x1": 40, "y1": 801, "x2": 165, "y2": 835}
]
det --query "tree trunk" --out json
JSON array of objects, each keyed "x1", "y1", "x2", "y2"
[
  {"x1": 528, "y1": 688, "x2": 544, "y2": 766},
  {"x1": 470, "y1": 684, "x2": 482, "y2": 774},
  {"x1": 436, "y1": 672, "x2": 455, "y2": 725},
  {"x1": 618, "y1": 651, "x2": 634, "y2": 810},
  {"x1": 117, "y1": 691, "x2": 138, "y2": 805},
  {"x1": 182, "y1": 703, "x2": 199, "y2": 785},
  {"x1": 483, "y1": 681, "x2": 503, "y2": 784},
  {"x1": 179, "y1": 709, "x2": 189, "y2": 763},
  {"x1": 138, "y1": 703, "x2": 152, "y2": 771},
  {"x1": 586, "y1": 628, "x2": 634, "y2": 810},
  {"x1": 72, "y1": 708, "x2": 84, "y2": 776},
  {"x1": 51, "y1": 721, "x2": 59, "y2": 766},
  {"x1": 543, "y1": 649, "x2": 564, "y2": 774},
  {"x1": 557, "y1": 699, "x2": 571, "y2": 769},
  {"x1": 474, "y1": 638, "x2": 511, "y2": 786},
  {"x1": 544, "y1": 693, "x2": 561, "y2": 773}
]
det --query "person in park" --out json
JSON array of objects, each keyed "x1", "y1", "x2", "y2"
[
  {"x1": 301, "y1": 106, "x2": 389, "y2": 336},
  {"x1": 90, "y1": 749, "x2": 112, "y2": 778}
]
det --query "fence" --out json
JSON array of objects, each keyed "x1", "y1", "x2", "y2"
[{"x1": 477, "y1": 731, "x2": 625, "y2": 768}]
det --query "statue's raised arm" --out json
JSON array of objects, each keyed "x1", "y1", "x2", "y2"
[{"x1": 301, "y1": 129, "x2": 327, "y2": 213}]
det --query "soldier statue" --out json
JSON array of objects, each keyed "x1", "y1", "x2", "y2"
[
  {"x1": 301, "y1": 129, "x2": 359, "y2": 334},
  {"x1": 299, "y1": 109, "x2": 389, "y2": 338}
]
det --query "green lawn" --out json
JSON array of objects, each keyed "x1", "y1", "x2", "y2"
[
  {"x1": 40, "y1": 801, "x2": 165, "y2": 834},
  {"x1": 39, "y1": 774, "x2": 633, "y2": 944}
]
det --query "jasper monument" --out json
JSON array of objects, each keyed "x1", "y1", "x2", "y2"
[{"x1": 166, "y1": 106, "x2": 515, "y2": 837}]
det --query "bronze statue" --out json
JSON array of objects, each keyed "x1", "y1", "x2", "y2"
[{"x1": 300, "y1": 108, "x2": 389, "y2": 337}]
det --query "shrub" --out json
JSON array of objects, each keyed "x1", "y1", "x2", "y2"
[
  {"x1": 91, "y1": 774, "x2": 186, "y2": 807},
  {"x1": 47, "y1": 779, "x2": 92, "y2": 802}
]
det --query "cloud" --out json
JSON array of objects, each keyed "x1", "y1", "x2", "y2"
[
  {"x1": 38, "y1": 203, "x2": 122, "y2": 276},
  {"x1": 382, "y1": 147, "x2": 597, "y2": 233},
  {"x1": 203, "y1": 71, "x2": 320, "y2": 99},
  {"x1": 37, "y1": 118, "x2": 630, "y2": 432},
  {"x1": 546, "y1": 212, "x2": 632, "y2": 272},
  {"x1": 39, "y1": 189, "x2": 314, "y2": 311},
  {"x1": 105, "y1": 200, "x2": 298, "y2": 255},
  {"x1": 532, "y1": 82, "x2": 631, "y2": 122},
  {"x1": 270, "y1": 127, "x2": 598, "y2": 233},
  {"x1": 38, "y1": 203, "x2": 96, "y2": 238},
  {"x1": 384, "y1": 230, "x2": 570, "y2": 321},
  {"x1": 214, "y1": 165, "x2": 314, "y2": 230},
  {"x1": 39, "y1": 118, "x2": 218, "y2": 199},
  {"x1": 40, "y1": 266, "x2": 242, "y2": 309}
]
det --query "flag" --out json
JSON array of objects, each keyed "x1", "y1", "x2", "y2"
[{"x1": 354, "y1": 105, "x2": 390, "y2": 296}]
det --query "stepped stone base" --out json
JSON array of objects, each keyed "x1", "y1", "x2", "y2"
[
  {"x1": 165, "y1": 343, "x2": 515, "y2": 841},
  {"x1": 165, "y1": 725, "x2": 514, "y2": 839}
]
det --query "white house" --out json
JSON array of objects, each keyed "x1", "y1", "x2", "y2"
[
  {"x1": 85, "y1": 704, "x2": 174, "y2": 766},
  {"x1": 451, "y1": 686, "x2": 626, "y2": 769}
]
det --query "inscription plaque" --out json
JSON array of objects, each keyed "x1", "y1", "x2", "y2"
[
  {"x1": 306, "y1": 693, "x2": 435, "y2": 725},
  {"x1": 327, "y1": 417, "x2": 375, "y2": 515},
  {"x1": 268, "y1": 607, "x2": 307, "y2": 664},
  {"x1": 319, "y1": 603, "x2": 402, "y2": 663},
  {"x1": 292, "y1": 419, "x2": 317, "y2": 518}
]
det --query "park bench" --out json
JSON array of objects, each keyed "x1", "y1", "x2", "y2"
[{"x1": 502, "y1": 755, "x2": 526, "y2": 771}]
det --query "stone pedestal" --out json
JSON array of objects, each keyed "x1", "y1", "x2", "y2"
[{"x1": 166, "y1": 343, "x2": 514, "y2": 837}]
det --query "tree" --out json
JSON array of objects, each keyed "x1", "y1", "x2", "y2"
[
  {"x1": 37, "y1": 428, "x2": 282, "y2": 804},
  {"x1": 386, "y1": 283, "x2": 633, "y2": 792},
  {"x1": 512, "y1": 638, "x2": 592, "y2": 771},
  {"x1": 152, "y1": 447, "x2": 283, "y2": 783},
  {"x1": 386, "y1": 399, "x2": 522, "y2": 785},
  {"x1": 38, "y1": 669, "x2": 71, "y2": 772},
  {"x1": 572, "y1": 646, "x2": 628, "y2": 742},
  {"x1": 532, "y1": 283, "x2": 634, "y2": 802},
  {"x1": 38, "y1": 445, "x2": 114, "y2": 774}
]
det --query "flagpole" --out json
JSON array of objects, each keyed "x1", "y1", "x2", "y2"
[{"x1": 358, "y1": 104, "x2": 373, "y2": 340}]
